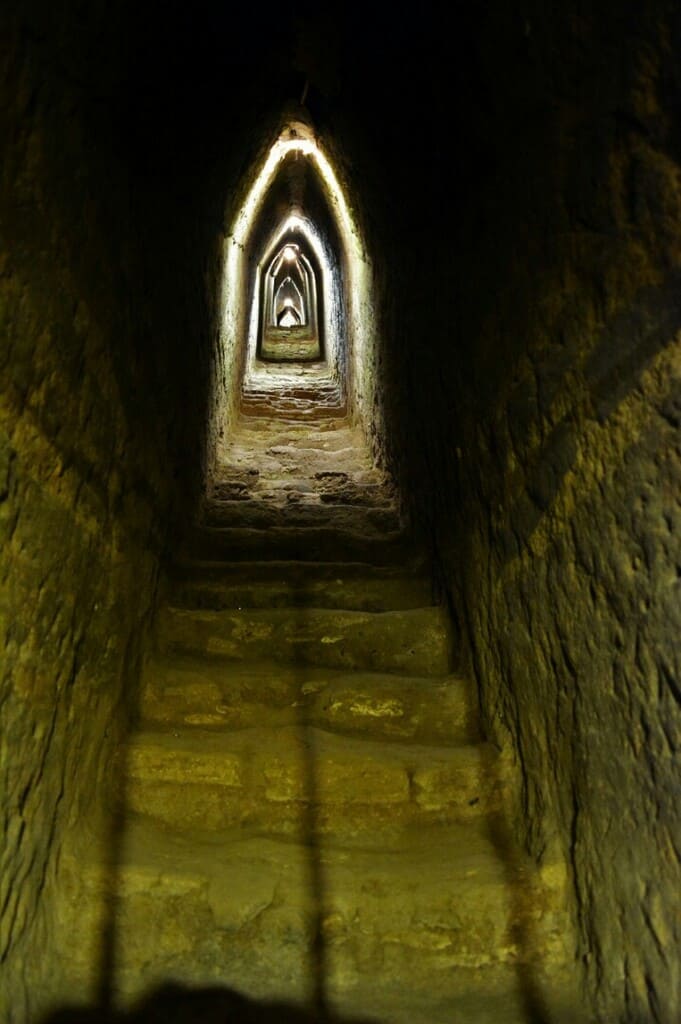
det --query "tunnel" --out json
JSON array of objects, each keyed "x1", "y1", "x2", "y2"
[{"x1": 1, "y1": 2, "x2": 681, "y2": 1023}]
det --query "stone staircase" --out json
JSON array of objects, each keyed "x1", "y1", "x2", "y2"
[{"x1": 57, "y1": 400, "x2": 582, "y2": 1023}]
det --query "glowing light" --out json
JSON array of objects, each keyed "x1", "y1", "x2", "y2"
[
  {"x1": 224, "y1": 122, "x2": 363, "y2": 291},
  {"x1": 283, "y1": 245, "x2": 297, "y2": 262}
]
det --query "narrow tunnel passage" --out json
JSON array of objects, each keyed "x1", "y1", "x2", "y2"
[{"x1": 2, "y1": 4, "x2": 681, "y2": 1024}]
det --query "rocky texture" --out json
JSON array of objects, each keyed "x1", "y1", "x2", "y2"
[
  {"x1": 191, "y1": 403, "x2": 410, "y2": 565},
  {"x1": 370, "y1": 5, "x2": 681, "y2": 1021},
  {"x1": 1, "y1": 21, "x2": 150, "y2": 1020},
  {"x1": 0, "y1": 8, "x2": 217, "y2": 1019}
]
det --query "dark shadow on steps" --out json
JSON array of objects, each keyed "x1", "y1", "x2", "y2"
[
  {"x1": 41, "y1": 981, "x2": 378, "y2": 1024},
  {"x1": 289, "y1": 561, "x2": 330, "y2": 1024},
  {"x1": 480, "y1": 753, "x2": 555, "y2": 1024}
]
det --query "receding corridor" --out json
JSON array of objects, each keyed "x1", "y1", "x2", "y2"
[{"x1": 2, "y1": 4, "x2": 681, "y2": 1023}]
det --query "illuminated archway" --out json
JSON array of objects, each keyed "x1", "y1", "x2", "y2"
[
  {"x1": 259, "y1": 236, "x2": 322, "y2": 362},
  {"x1": 212, "y1": 113, "x2": 382, "y2": 480}
]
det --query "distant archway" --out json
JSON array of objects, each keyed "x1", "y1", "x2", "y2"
[
  {"x1": 212, "y1": 113, "x2": 383, "y2": 482},
  {"x1": 259, "y1": 237, "x2": 322, "y2": 361}
]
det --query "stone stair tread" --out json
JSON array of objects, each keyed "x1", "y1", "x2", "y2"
[
  {"x1": 126, "y1": 725, "x2": 505, "y2": 834},
  {"x1": 66, "y1": 817, "x2": 547, "y2": 947},
  {"x1": 208, "y1": 488, "x2": 394, "y2": 506},
  {"x1": 141, "y1": 656, "x2": 478, "y2": 744},
  {"x1": 60, "y1": 815, "x2": 574, "y2": 1020},
  {"x1": 202, "y1": 503, "x2": 401, "y2": 532},
  {"x1": 192, "y1": 524, "x2": 405, "y2": 542},
  {"x1": 158, "y1": 605, "x2": 452, "y2": 677},
  {"x1": 168, "y1": 576, "x2": 432, "y2": 613},
  {"x1": 238, "y1": 404, "x2": 346, "y2": 421},
  {"x1": 185, "y1": 525, "x2": 417, "y2": 565},
  {"x1": 129, "y1": 722, "x2": 497, "y2": 771},
  {"x1": 215, "y1": 442, "x2": 385, "y2": 467},
  {"x1": 91, "y1": 814, "x2": 514, "y2": 880},
  {"x1": 234, "y1": 427, "x2": 351, "y2": 442},
  {"x1": 170, "y1": 557, "x2": 431, "y2": 584},
  {"x1": 238, "y1": 403, "x2": 345, "y2": 416},
  {"x1": 167, "y1": 558, "x2": 434, "y2": 612}
]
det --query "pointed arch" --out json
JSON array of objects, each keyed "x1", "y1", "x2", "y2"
[{"x1": 212, "y1": 115, "x2": 381, "y2": 477}]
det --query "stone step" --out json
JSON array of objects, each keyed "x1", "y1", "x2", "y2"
[
  {"x1": 184, "y1": 524, "x2": 417, "y2": 565},
  {"x1": 241, "y1": 378, "x2": 341, "y2": 394},
  {"x1": 56, "y1": 819, "x2": 577, "y2": 1023},
  {"x1": 126, "y1": 725, "x2": 503, "y2": 835},
  {"x1": 210, "y1": 458, "x2": 385, "y2": 489},
  {"x1": 140, "y1": 657, "x2": 479, "y2": 745},
  {"x1": 202, "y1": 501, "x2": 401, "y2": 533},
  {"x1": 241, "y1": 383, "x2": 343, "y2": 403},
  {"x1": 240, "y1": 397, "x2": 346, "y2": 420},
  {"x1": 208, "y1": 478, "x2": 392, "y2": 506},
  {"x1": 168, "y1": 560, "x2": 434, "y2": 612},
  {"x1": 230, "y1": 411, "x2": 350, "y2": 434},
  {"x1": 215, "y1": 444, "x2": 386, "y2": 468},
  {"x1": 157, "y1": 605, "x2": 452, "y2": 676},
  {"x1": 217, "y1": 428, "x2": 379, "y2": 458}
]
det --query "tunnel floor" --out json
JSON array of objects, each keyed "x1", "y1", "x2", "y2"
[
  {"x1": 211, "y1": 389, "x2": 399, "y2": 545},
  {"x1": 56, "y1": 369, "x2": 584, "y2": 1024}
]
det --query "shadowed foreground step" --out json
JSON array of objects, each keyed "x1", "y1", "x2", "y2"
[{"x1": 58, "y1": 819, "x2": 576, "y2": 1024}]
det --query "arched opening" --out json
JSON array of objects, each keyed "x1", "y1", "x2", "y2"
[
  {"x1": 211, "y1": 113, "x2": 383, "y2": 488},
  {"x1": 270, "y1": 245, "x2": 308, "y2": 326},
  {"x1": 259, "y1": 235, "x2": 322, "y2": 361}
]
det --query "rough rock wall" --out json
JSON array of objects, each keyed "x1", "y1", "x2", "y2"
[
  {"x1": 379, "y1": 4, "x2": 681, "y2": 1021},
  {"x1": 0, "y1": 8, "x2": 216, "y2": 1018}
]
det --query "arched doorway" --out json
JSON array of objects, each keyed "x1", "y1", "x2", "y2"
[
  {"x1": 259, "y1": 237, "x2": 322, "y2": 362},
  {"x1": 213, "y1": 112, "x2": 382, "y2": 473}
]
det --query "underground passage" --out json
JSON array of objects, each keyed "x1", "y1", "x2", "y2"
[{"x1": 2, "y1": 3, "x2": 681, "y2": 1023}]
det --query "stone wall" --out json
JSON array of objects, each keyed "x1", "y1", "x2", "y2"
[
  {"x1": 0, "y1": 7, "x2": 216, "y2": 1017},
  {"x1": 373, "y1": 3, "x2": 681, "y2": 1020}
]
